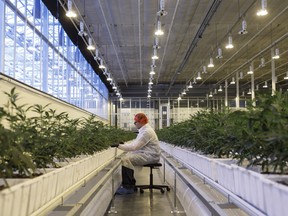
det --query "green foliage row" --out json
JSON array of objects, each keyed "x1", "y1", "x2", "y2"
[
  {"x1": 157, "y1": 91, "x2": 288, "y2": 174},
  {"x1": 0, "y1": 88, "x2": 136, "y2": 178}
]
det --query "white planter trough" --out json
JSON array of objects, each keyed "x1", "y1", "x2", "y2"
[
  {"x1": 0, "y1": 148, "x2": 123, "y2": 216},
  {"x1": 160, "y1": 141, "x2": 288, "y2": 216}
]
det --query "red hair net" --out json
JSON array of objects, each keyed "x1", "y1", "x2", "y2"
[{"x1": 134, "y1": 113, "x2": 148, "y2": 124}]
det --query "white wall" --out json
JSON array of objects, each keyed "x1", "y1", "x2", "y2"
[{"x1": 0, "y1": 75, "x2": 107, "y2": 126}]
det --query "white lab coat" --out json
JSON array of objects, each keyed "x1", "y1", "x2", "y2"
[{"x1": 118, "y1": 123, "x2": 160, "y2": 170}]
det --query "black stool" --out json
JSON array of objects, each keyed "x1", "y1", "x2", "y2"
[{"x1": 136, "y1": 162, "x2": 170, "y2": 193}]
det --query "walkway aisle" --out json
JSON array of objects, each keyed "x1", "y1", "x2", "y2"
[{"x1": 105, "y1": 167, "x2": 186, "y2": 216}]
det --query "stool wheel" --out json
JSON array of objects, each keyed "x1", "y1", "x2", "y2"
[
  {"x1": 166, "y1": 187, "x2": 170, "y2": 191},
  {"x1": 160, "y1": 188, "x2": 165, "y2": 193},
  {"x1": 140, "y1": 189, "x2": 144, "y2": 194}
]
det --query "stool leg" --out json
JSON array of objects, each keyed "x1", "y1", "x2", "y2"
[{"x1": 149, "y1": 167, "x2": 153, "y2": 187}]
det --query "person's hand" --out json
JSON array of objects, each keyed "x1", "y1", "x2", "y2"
[{"x1": 110, "y1": 144, "x2": 119, "y2": 148}]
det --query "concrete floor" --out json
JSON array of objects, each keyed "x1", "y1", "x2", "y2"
[{"x1": 105, "y1": 167, "x2": 186, "y2": 216}]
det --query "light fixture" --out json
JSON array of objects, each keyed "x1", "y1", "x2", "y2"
[
  {"x1": 207, "y1": 57, "x2": 214, "y2": 68},
  {"x1": 256, "y1": 84, "x2": 259, "y2": 90},
  {"x1": 214, "y1": 89, "x2": 218, "y2": 94},
  {"x1": 153, "y1": 37, "x2": 161, "y2": 49},
  {"x1": 112, "y1": 85, "x2": 117, "y2": 90},
  {"x1": 209, "y1": 91, "x2": 213, "y2": 97},
  {"x1": 196, "y1": 72, "x2": 202, "y2": 80},
  {"x1": 230, "y1": 77, "x2": 235, "y2": 84},
  {"x1": 78, "y1": 21, "x2": 87, "y2": 37},
  {"x1": 238, "y1": 19, "x2": 248, "y2": 35},
  {"x1": 87, "y1": 38, "x2": 95, "y2": 50},
  {"x1": 216, "y1": 47, "x2": 223, "y2": 59},
  {"x1": 272, "y1": 48, "x2": 280, "y2": 59},
  {"x1": 99, "y1": 59, "x2": 105, "y2": 69},
  {"x1": 239, "y1": 71, "x2": 243, "y2": 79},
  {"x1": 241, "y1": 91, "x2": 245, "y2": 96},
  {"x1": 193, "y1": 77, "x2": 197, "y2": 84},
  {"x1": 151, "y1": 59, "x2": 156, "y2": 68},
  {"x1": 157, "y1": 0, "x2": 168, "y2": 16},
  {"x1": 247, "y1": 65, "x2": 254, "y2": 74},
  {"x1": 225, "y1": 35, "x2": 234, "y2": 49},
  {"x1": 149, "y1": 66, "x2": 155, "y2": 75},
  {"x1": 284, "y1": 72, "x2": 288, "y2": 80},
  {"x1": 152, "y1": 49, "x2": 159, "y2": 60},
  {"x1": 148, "y1": 89, "x2": 152, "y2": 92},
  {"x1": 218, "y1": 85, "x2": 223, "y2": 92},
  {"x1": 202, "y1": 66, "x2": 207, "y2": 74},
  {"x1": 155, "y1": 20, "x2": 164, "y2": 36},
  {"x1": 188, "y1": 82, "x2": 193, "y2": 88},
  {"x1": 259, "y1": 57, "x2": 265, "y2": 67},
  {"x1": 263, "y1": 81, "x2": 268, "y2": 88},
  {"x1": 147, "y1": 94, "x2": 151, "y2": 98},
  {"x1": 177, "y1": 96, "x2": 182, "y2": 100},
  {"x1": 66, "y1": 0, "x2": 77, "y2": 18},
  {"x1": 116, "y1": 92, "x2": 120, "y2": 96},
  {"x1": 182, "y1": 90, "x2": 186, "y2": 95},
  {"x1": 119, "y1": 97, "x2": 123, "y2": 101},
  {"x1": 257, "y1": 0, "x2": 268, "y2": 16},
  {"x1": 107, "y1": 74, "x2": 112, "y2": 81},
  {"x1": 247, "y1": 88, "x2": 252, "y2": 95},
  {"x1": 94, "y1": 48, "x2": 100, "y2": 61},
  {"x1": 148, "y1": 79, "x2": 153, "y2": 85}
]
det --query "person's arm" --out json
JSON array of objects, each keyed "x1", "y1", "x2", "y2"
[{"x1": 118, "y1": 131, "x2": 151, "y2": 151}]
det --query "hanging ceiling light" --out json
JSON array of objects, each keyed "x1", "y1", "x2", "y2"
[
  {"x1": 178, "y1": 95, "x2": 182, "y2": 100},
  {"x1": 216, "y1": 47, "x2": 223, "y2": 59},
  {"x1": 196, "y1": 71, "x2": 202, "y2": 80},
  {"x1": 151, "y1": 49, "x2": 159, "y2": 60},
  {"x1": 188, "y1": 82, "x2": 193, "y2": 88},
  {"x1": 225, "y1": 35, "x2": 234, "y2": 49},
  {"x1": 94, "y1": 48, "x2": 100, "y2": 61},
  {"x1": 230, "y1": 77, "x2": 235, "y2": 84},
  {"x1": 119, "y1": 97, "x2": 123, "y2": 101},
  {"x1": 202, "y1": 66, "x2": 207, "y2": 74},
  {"x1": 193, "y1": 77, "x2": 197, "y2": 84},
  {"x1": 209, "y1": 91, "x2": 213, "y2": 97},
  {"x1": 149, "y1": 66, "x2": 155, "y2": 75},
  {"x1": 78, "y1": 21, "x2": 87, "y2": 36},
  {"x1": 155, "y1": 20, "x2": 164, "y2": 36},
  {"x1": 238, "y1": 19, "x2": 248, "y2": 35},
  {"x1": 247, "y1": 88, "x2": 252, "y2": 94},
  {"x1": 259, "y1": 57, "x2": 265, "y2": 67},
  {"x1": 153, "y1": 37, "x2": 161, "y2": 49},
  {"x1": 66, "y1": 0, "x2": 77, "y2": 18},
  {"x1": 239, "y1": 71, "x2": 243, "y2": 79},
  {"x1": 263, "y1": 81, "x2": 268, "y2": 88},
  {"x1": 218, "y1": 85, "x2": 223, "y2": 92},
  {"x1": 157, "y1": 0, "x2": 168, "y2": 16},
  {"x1": 99, "y1": 59, "x2": 105, "y2": 69},
  {"x1": 87, "y1": 38, "x2": 95, "y2": 50},
  {"x1": 207, "y1": 57, "x2": 214, "y2": 68},
  {"x1": 284, "y1": 72, "x2": 288, "y2": 80},
  {"x1": 247, "y1": 65, "x2": 254, "y2": 74},
  {"x1": 107, "y1": 74, "x2": 112, "y2": 81},
  {"x1": 257, "y1": 0, "x2": 268, "y2": 16},
  {"x1": 148, "y1": 78, "x2": 153, "y2": 85},
  {"x1": 272, "y1": 48, "x2": 280, "y2": 59}
]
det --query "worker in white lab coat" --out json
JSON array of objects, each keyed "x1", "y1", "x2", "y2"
[{"x1": 112, "y1": 113, "x2": 161, "y2": 195}]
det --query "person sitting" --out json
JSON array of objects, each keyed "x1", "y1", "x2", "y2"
[{"x1": 112, "y1": 113, "x2": 161, "y2": 195}]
